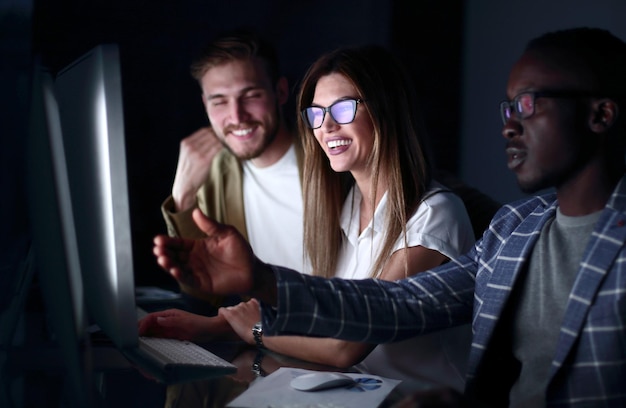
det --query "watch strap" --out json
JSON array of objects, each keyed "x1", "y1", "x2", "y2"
[{"x1": 251, "y1": 351, "x2": 266, "y2": 377}]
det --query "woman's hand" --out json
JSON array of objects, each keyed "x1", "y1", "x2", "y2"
[{"x1": 218, "y1": 298, "x2": 262, "y2": 345}]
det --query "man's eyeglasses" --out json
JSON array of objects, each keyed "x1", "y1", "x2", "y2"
[
  {"x1": 499, "y1": 90, "x2": 600, "y2": 125},
  {"x1": 301, "y1": 98, "x2": 363, "y2": 129}
]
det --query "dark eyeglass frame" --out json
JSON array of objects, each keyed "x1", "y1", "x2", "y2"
[
  {"x1": 499, "y1": 90, "x2": 602, "y2": 125},
  {"x1": 301, "y1": 98, "x2": 363, "y2": 129}
]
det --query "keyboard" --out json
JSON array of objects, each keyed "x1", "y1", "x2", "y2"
[
  {"x1": 128, "y1": 306, "x2": 236, "y2": 382},
  {"x1": 138, "y1": 336, "x2": 235, "y2": 369}
]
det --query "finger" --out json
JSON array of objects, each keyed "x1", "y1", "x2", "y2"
[
  {"x1": 153, "y1": 237, "x2": 194, "y2": 268},
  {"x1": 182, "y1": 128, "x2": 211, "y2": 148},
  {"x1": 185, "y1": 128, "x2": 221, "y2": 154},
  {"x1": 153, "y1": 243, "x2": 168, "y2": 258},
  {"x1": 137, "y1": 319, "x2": 150, "y2": 335},
  {"x1": 155, "y1": 255, "x2": 175, "y2": 272},
  {"x1": 154, "y1": 234, "x2": 192, "y2": 251},
  {"x1": 217, "y1": 307, "x2": 231, "y2": 319},
  {"x1": 192, "y1": 209, "x2": 223, "y2": 237},
  {"x1": 248, "y1": 298, "x2": 260, "y2": 308}
]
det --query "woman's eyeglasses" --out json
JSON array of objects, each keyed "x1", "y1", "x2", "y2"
[{"x1": 301, "y1": 98, "x2": 363, "y2": 129}]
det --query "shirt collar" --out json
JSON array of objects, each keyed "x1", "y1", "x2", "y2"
[{"x1": 340, "y1": 185, "x2": 389, "y2": 240}]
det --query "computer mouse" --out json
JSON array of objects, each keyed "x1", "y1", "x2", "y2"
[{"x1": 290, "y1": 372, "x2": 356, "y2": 392}]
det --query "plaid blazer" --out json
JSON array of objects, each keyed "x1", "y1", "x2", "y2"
[{"x1": 264, "y1": 175, "x2": 626, "y2": 407}]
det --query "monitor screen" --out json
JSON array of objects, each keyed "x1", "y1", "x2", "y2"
[
  {"x1": 25, "y1": 61, "x2": 92, "y2": 407},
  {"x1": 54, "y1": 44, "x2": 139, "y2": 350}
]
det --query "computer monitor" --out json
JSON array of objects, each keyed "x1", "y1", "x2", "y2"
[
  {"x1": 53, "y1": 44, "x2": 139, "y2": 350},
  {"x1": 25, "y1": 61, "x2": 93, "y2": 408},
  {"x1": 52, "y1": 44, "x2": 237, "y2": 385}
]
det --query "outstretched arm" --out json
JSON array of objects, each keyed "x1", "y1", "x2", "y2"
[
  {"x1": 153, "y1": 209, "x2": 278, "y2": 303},
  {"x1": 153, "y1": 210, "x2": 478, "y2": 344},
  {"x1": 220, "y1": 246, "x2": 450, "y2": 367}
]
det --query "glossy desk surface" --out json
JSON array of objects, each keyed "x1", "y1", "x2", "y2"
[
  {"x1": 10, "y1": 335, "x2": 461, "y2": 408},
  {"x1": 140, "y1": 342, "x2": 407, "y2": 408},
  {"x1": 7, "y1": 297, "x2": 456, "y2": 408}
]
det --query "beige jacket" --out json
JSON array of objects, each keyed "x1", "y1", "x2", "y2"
[{"x1": 161, "y1": 138, "x2": 304, "y2": 305}]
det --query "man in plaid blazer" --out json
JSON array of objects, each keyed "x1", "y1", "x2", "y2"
[{"x1": 154, "y1": 27, "x2": 626, "y2": 407}]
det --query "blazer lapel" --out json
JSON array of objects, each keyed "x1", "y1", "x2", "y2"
[
  {"x1": 476, "y1": 201, "x2": 557, "y2": 344},
  {"x1": 551, "y1": 175, "x2": 626, "y2": 371}
]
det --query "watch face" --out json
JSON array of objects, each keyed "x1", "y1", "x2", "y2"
[{"x1": 253, "y1": 322, "x2": 264, "y2": 348}]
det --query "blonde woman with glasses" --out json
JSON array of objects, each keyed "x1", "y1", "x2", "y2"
[{"x1": 219, "y1": 45, "x2": 475, "y2": 393}]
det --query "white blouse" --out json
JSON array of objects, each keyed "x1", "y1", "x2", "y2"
[{"x1": 335, "y1": 182, "x2": 475, "y2": 393}]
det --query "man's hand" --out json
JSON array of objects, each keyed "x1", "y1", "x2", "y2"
[
  {"x1": 153, "y1": 209, "x2": 256, "y2": 295},
  {"x1": 171, "y1": 127, "x2": 223, "y2": 212}
]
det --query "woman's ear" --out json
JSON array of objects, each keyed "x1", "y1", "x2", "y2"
[{"x1": 589, "y1": 98, "x2": 619, "y2": 133}]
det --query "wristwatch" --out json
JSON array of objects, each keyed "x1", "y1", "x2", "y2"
[{"x1": 252, "y1": 321, "x2": 265, "y2": 349}]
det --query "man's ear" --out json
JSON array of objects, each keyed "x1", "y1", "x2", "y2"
[
  {"x1": 275, "y1": 77, "x2": 289, "y2": 105},
  {"x1": 589, "y1": 98, "x2": 619, "y2": 133}
]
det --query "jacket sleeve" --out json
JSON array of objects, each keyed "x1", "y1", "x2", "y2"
[
  {"x1": 161, "y1": 195, "x2": 206, "y2": 238},
  {"x1": 261, "y1": 249, "x2": 478, "y2": 343}
]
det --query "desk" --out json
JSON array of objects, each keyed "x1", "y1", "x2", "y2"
[
  {"x1": 5, "y1": 298, "x2": 456, "y2": 408},
  {"x1": 8, "y1": 338, "x2": 463, "y2": 408},
  {"x1": 131, "y1": 297, "x2": 461, "y2": 406},
  {"x1": 158, "y1": 344, "x2": 406, "y2": 408}
]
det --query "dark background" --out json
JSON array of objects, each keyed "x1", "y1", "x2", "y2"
[
  {"x1": 2, "y1": 4, "x2": 625, "y2": 406},
  {"x1": 10, "y1": 0, "x2": 465, "y2": 288}
]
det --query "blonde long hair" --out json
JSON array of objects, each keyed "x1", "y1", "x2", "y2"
[{"x1": 297, "y1": 46, "x2": 433, "y2": 278}]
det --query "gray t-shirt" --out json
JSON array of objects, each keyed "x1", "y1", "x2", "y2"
[{"x1": 509, "y1": 208, "x2": 602, "y2": 407}]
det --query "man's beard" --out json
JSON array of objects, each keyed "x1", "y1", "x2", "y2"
[{"x1": 220, "y1": 104, "x2": 281, "y2": 160}]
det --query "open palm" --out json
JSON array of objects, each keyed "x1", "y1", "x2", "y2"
[{"x1": 154, "y1": 209, "x2": 256, "y2": 295}]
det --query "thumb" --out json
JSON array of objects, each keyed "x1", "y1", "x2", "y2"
[
  {"x1": 217, "y1": 307, "x2": 229, "y2": 319},
  {"x1": 192, "y1": 208, "x2": 221, "y2": 236}
]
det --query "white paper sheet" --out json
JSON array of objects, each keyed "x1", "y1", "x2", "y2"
[{"x1": 227, "y1": 367, "x2": 401, "y2": 408}]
